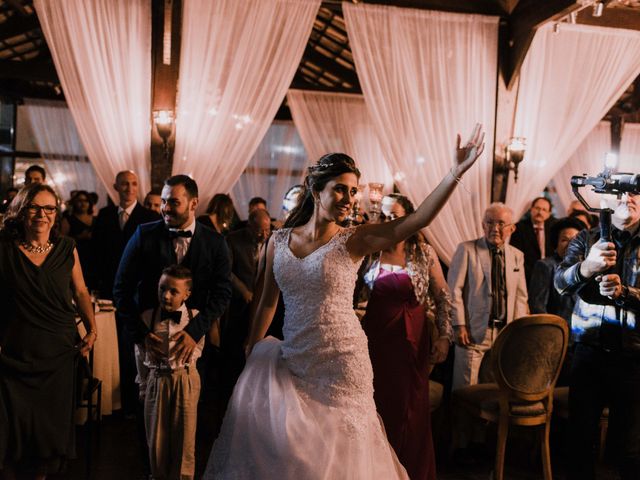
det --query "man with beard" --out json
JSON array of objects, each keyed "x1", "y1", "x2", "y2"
[
  {"x1": 555, "y1": 192, "x2": 640, "y2": 480},
  {"x1": 114, "y1": 174, "x2": 232, "y2": 359}
]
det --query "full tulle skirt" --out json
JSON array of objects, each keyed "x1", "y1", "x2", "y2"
[{"x1": 204, "y1": 337, "x2": 408, "y2": 479}]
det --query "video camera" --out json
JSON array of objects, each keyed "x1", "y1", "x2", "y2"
[{"x1": 571, "y1": 171, "x2": 640, "y2": 241}]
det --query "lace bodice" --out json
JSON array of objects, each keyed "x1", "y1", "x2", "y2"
[{"x1": 273, "y1": 227, "x2": 373, "y2": 413}]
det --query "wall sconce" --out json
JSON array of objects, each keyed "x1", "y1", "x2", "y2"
[
  {"x1": 368, "y1": 182, "x2": 384, "y2": 221},
  {"x1": 503, "y1": 137, "x2": 526, "y2": 183},
  {"x1": 153, "y1": 110, "x2": 175, "y2": 159}
]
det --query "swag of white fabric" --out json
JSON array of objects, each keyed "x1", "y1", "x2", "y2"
[
  {"x1": 287, "y1": 90, "x2": 394, "y2": 198},
  {"x1": 507, "y1": 23, "x2": 640, "y2": 219},
  {"x1": 34, "y1": 0, "x2": 153, "y2": 203},
  {"x1": 230, "y1": 121, "x2": 307, "y2": 221},
  {"x1": 552, "y1": 122, "x2": 611, "y2": 216},
  {"x1": 172, "y1": 0, "x2": 319, "y2": 211},
  {"x1": 344, "y1": 3, "x2": 499, "y2": 264},
  {"x1": 22, "y1": 99, "x2": 109, "y2": 208}
]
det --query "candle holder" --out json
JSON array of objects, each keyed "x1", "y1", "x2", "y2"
[{"x1": 368, "y1": 182, "x2": 384, "y2": 221}]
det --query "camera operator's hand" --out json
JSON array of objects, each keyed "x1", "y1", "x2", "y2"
[
  {"x1": 596, "y1": 273, "x2": 623, "y2": 299},
  {"x1": 579, "y1": 240, "x2": 617, "y2": 278}
]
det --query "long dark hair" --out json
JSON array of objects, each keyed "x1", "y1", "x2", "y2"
[
  {"x1": 70, "y1": 190, "x2": 94, "y2": 215},
  {"x1": 382, "y1": 193, "x2": 428, "y2": 265},
  {"x1": 284, "y1": 153, "x2": 361, "y2": 228},
  {"x1": 1, "y1": 183, "x2": 61, "y2": 242}
]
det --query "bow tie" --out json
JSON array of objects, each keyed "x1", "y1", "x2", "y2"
[
  {"x1": 168, "y1": 229, "x2": 192, "y2": 239},
  {"x1": 160, "y1": 309, "x2": 182, "y2": 324}
]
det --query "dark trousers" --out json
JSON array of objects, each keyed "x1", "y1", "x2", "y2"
[{"x1": 568, "y1": 343, "x2": 640, "y2": 480}]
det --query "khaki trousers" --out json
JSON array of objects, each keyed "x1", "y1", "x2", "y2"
[{"x1": 144, "y1": 366, "x2": 201, "y2": 480}]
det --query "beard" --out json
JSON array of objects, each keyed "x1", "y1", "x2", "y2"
[{"x1": 163, "y1": 210, "x2": 190, "y2": 228}]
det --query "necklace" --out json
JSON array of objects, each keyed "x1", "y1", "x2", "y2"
[{"x1": 21, "y1": 240, "x2": 53, "y2": 254}]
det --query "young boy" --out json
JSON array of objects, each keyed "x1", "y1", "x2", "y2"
[{"x1": 135, "y1": 265, "x2": 204, "y2": 480}]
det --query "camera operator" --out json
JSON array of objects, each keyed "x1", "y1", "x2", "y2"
[{"x1": 555, "y1": 192, "x2": 640, "y2": 480}]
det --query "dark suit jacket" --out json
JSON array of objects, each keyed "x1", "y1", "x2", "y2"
[
  {"x1": 510, "y1": 217, "x2": 556, "y2": 285},
  {"x1": 528, "y1": 254, "x2": 576, "y2": 321},
  {"x1": 92, "y1": 202, "x2": 160, "y2": 298},
  {"x1": 113, "y1": 220, "x2": 232, "y2": 343}
]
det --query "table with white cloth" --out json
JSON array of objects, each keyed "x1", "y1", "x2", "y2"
[{"x1": 77, "y1": 309, "x2": 121, "y2": 419}]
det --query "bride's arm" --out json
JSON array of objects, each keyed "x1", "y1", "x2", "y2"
[
  {"x1": 245, "y1": 238, "x2": 280, "y2": 357},
  {"x1": 347, "y1": 124, "x2": 485, "y2": 258}
]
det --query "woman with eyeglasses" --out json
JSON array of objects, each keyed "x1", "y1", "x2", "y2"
[
  {"x1": 360, "y1": 194, "x2": 453, "y2": 480},
  {"x1": 0, "y1": 183, "x2": 96, "y2": 480}
]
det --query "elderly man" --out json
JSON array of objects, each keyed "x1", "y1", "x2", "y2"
[
  {"x1": 555, "y1": 192, "x2": 640, "y2": 480},
  {"x1": 448, "y1": 202, "x2": 528, "y2": 390},
  {"x1": 221, "y1": 208, "x2": 272, "y2": 395},
  {"x1": 510, "y1": 196, "x2": 556, "y2": 285}
]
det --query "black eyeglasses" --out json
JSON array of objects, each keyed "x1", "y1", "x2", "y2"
[{"x1": 27, "y1": 204, "x2": 57, "y2": 215}]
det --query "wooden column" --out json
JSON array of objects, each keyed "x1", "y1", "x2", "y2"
[{"x1": 150, "y1": 0, "x2": 182, "y2": 191}]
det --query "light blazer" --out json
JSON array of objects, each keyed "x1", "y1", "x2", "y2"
[{"x1": 447, "y1": 237, "x2": 529, "y2": 344}]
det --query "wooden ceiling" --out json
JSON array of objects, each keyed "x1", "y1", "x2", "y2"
[{"x1": 1, "y1": 0, "x2": 640, "y2": 122}]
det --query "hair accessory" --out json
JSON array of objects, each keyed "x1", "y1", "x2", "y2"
[{"x1": 308, "y1": 162, "x2": 336, "y2": 173}]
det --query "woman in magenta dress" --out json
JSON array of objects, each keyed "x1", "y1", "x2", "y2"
[{"x1": 362, "y1": 194, "x2": 453, "y2": 480}]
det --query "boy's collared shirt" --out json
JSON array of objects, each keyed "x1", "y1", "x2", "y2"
[{"x1": 140, "y1": 303, "x2": 204, "y2": 370}]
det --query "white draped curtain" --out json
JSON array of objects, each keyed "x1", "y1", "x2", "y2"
[
  {"x1": 22, "y1": 99, "x2": 108, "y2": 207},
  {"x1": 507, "y1": 23, "x2": 640, "y2": 218},
  {"x1": 230, "y1": 121, "x2": 307, "y2": 220},
  {"x1": 172, "y1": 0, "x2": 319, "y2": 210},
  {"x1": 344, "y1": 4, "x2": 499, "y2": 264},
  {"x1": 552, "y1": 122, "x2": 611, "y2": 216},
  {"x1": 287, "y1": 90, "x2": 394, "y2": 196},
  {"x1": 620, "y1": 123, "x2": 640, "y2": 172},
  {"x1": 34, "y1": 0, "x2": 152, "y2": 203}
]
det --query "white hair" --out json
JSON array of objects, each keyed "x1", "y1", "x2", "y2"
[{"x1": 484, "y1": 202, "x2": 513, "y2": 221}]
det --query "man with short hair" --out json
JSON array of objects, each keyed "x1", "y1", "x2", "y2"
[
  {"x1": 248, "y1": 196, "x2": 267, "y2": 213},
  {"x1": 92, "y1": 170, "x2": 160, "y2": 417},
  {"x1": 143, "y1": 190, "x2": 162, "y2": 214},
  {"x1": 114, "y1": 174, "x2": 232, "y2": 365},
  {"x1": 510, "y1": 196, "x2": 556, "y2": 285},
  {"x1": 222, "y1": 208, "x2": 272, "y2": 394},
  {"x1": 555, "y1": 192, "x2": 640, "y2": 480},
  {"x1": 24, "y1": 165, "x2": 46, "y2": 185},
  {"x1": 93, "y1": 171, "x2": 160, "y2": 299},
  {"x1": 448, "y1": 202, "x2": 528, "y2": 390}
]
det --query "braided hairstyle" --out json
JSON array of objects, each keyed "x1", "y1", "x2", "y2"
[{"x1": 284, "y1": 153, "x2": 360, "y2": 228}]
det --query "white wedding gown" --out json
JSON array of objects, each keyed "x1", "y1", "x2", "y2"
[{"x1": 205, "y1": 227, "x2": 408, "y2": 479}]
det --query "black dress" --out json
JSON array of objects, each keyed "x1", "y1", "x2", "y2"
[
  {"x1": 66, "y1": 215, "x2": 97, "y2": 289},
  {"x1": 0, "y1": 236, "x2": 78, "y2": 473}
]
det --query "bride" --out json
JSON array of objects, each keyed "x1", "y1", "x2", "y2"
[{"x1": 205, "y1": 125, "x2": 485, "y2": 479}]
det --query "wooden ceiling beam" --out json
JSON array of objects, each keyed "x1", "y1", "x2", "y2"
[
  {"x1": 577, "y1": 8, "x2": 640, "y2": 32},
  {"x1": 324, "y1": 0, "x2": 506, "y2": 16},
  {"x1": 0, "y1": 14, "x2": 40, "y2": 42},
  {"x1": 503, "y1": 0, "x2": 578, "y2": 88},
  {"x1": 0, "y1": 59, "x2": 57, "y2": 82},
  {"x1": 301, "y1": 46, "x2": 360, "y2": 90},
  {"x1": 0, "y1": 79, "x2": 63, "y2": 101},
  {"x1": 5, "y1": 0, "x2": 30, "y2": 17}
]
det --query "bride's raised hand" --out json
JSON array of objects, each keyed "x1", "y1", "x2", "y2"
[{"x1": 453, "y1": 123, "x2": 485, "y2": 177}]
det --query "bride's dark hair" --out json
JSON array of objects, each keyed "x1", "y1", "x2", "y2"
[{"x1": 284, "y1": 153, "x2": 361, "y2": 228}]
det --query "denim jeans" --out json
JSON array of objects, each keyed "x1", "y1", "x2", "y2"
[{"x1": 568, "y1": 343, "x2": 640, "y2": 480}]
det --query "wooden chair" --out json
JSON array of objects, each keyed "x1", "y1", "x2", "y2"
[{"x1": 452, "y1": 314, "x2": 569, "y2": 480}]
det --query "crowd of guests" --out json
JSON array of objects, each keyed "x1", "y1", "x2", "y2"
[{"x1": 0, "y1": 149, "x2": 638, "y2": 480}]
